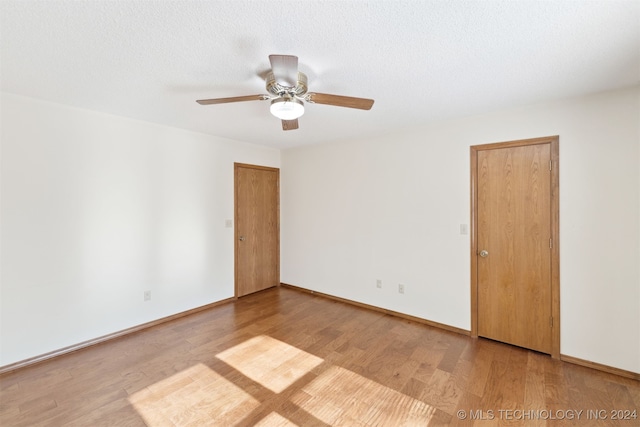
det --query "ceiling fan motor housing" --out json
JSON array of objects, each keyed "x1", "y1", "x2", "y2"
[{"x1": 266, "y1": 71, "x2": 308, "y2": 98}]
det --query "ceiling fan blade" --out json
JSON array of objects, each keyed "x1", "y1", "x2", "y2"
[
  {"x1": 282, "y1": 119, "x2": 299, "y2": 131},
  {"x1": 306, "y1": 92, "x2": 374, "y2": 110},
  {"x1": 269, "y1": 54, "x2": 298, "y2": 87},
  {"x1": 196, "y1": 94, "x2": 267, "y2": 105}
]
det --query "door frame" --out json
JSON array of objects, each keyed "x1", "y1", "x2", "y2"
[
  {"x1": 470, "y1": 136, "x2": 560, "y2": 358},
  {"x1": 234, "y1": 162, "x2": 280, "y2": 298}
]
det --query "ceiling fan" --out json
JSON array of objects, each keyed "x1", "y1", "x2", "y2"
[{"x1": 196, "y1": 54, "x2": 374, "y2": 131}]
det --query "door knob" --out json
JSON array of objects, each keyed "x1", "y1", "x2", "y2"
[
  {"x1": 239, "y1": 236, "x2": 246, "y2": 241},
  {"x1": 479, "y1": 250, "x2": 489, "y2": 258}
]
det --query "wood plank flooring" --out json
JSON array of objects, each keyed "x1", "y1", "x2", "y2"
[{"x1": 1, "y1": 287, "x2": 638, "y2": 426}]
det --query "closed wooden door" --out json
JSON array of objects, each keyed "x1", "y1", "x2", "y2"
[
  {"x1": 472, "y1": 137, "x2": 559, "y2": 355},
  {"x1": 235, "y1": 163, "x2": 279, "y2": 297}
]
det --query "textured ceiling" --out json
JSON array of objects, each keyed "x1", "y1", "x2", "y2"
[{"x1": 1, "y1": 1, "x2": 639, "y2": 149}]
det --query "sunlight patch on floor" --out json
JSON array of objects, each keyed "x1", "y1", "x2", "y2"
[
  {"x1": 292, "y1": 365, "x2": 436, "y2": 426},
  {"x1": 253, "y1": 411, "x2": 299, "y2": 426},
  {"x1": 128, "y1": 363, "x2": 260, "y2": 426},
  {"x1": 129, "y1": 336, "x2": 435, "y2": 426},
  {"x1": 216, "y1": 335, "x2": 324, "y2": 393}
]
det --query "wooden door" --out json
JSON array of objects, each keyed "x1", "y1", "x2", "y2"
[
  {"x1": 471, "y1": 137, "x2": 559, "y2": 356},
  {"x1": 235, "y1": 163, "x2": 279, "y2": 297}
]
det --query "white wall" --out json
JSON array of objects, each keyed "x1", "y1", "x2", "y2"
[
  {"x1": 0, "y1": 93, "x2": 280, "y2": 366},
  {"x1": 281, "y1": 86, "x2": 640, "y2": 374}
]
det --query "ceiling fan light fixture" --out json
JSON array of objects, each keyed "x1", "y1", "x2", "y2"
[{"x1": 270, "y1": 97, "x2": 304, "y2": 120}]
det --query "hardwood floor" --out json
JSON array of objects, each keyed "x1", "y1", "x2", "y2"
[{"x1": 1, "y1": 287, "x2": 638, "y2": 426}]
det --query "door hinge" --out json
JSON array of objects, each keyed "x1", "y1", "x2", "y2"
[
  {"x1": 550, "y1": 316, "x2": 553, "y2": 328},
  {"x1": 549, "y1": 238, "x2": 553, "y2": 249},
  {"x1": 549, "y1": 160, "x2": 552, "y2": 171}
]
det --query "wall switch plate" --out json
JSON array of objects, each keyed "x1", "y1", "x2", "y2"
[
  {"x1": 398, "y1": 284, "x2": 405, "y2": 294},
  {"x1": 144, "y1": 290, "x2": 151, "y2": 301},
  {"x1": 376, "y1": 279, "x2": 382, "y2": 288},
  {"x1": 225, "y1": 219, "x2": 233, "y2": 228},
  {"x1": 460, "y1": 224, "x2": 469, "y2": 235}
]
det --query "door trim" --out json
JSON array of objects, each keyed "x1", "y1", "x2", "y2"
[
  {"x1": 234, "y1": 162, "x2": 280, "y2": 298},
  {"x1": 470, "y1": 136, "x2": 560, "y2": 358}
]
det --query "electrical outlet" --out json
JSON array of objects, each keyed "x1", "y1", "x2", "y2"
[
  {"x1": 144, "y1": 290, "x2": 151, "y2": 301},
  {"x1": 398, "y1": 284, "x2": 405, "y2": 294},
  {"x1": 376, "y1": 279, "x2": 382, "y2": 288}
]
